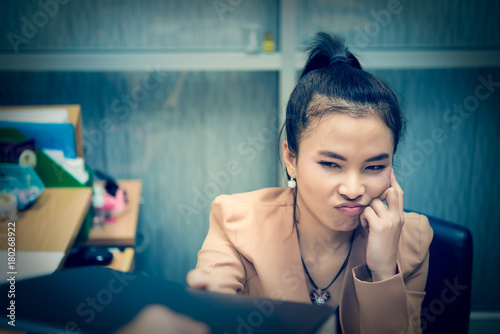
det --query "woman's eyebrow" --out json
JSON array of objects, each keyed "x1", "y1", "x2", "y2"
[
  {"x1": 365, "y1": 153, "x2": 390, "y2": 162},
  {"x1": 318, "y1": 151, "x2": 389, "y2": 162},
  {"x1": 319, "y1": 150, "x2": 346, "y2": 160}
]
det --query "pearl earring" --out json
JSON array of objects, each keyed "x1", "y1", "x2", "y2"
[{"x1": 288, "y1": 173, "x2": 296, "y2": 189}]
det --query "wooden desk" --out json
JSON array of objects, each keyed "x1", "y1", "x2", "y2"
[
  {"x1": 0, "y1": 180, "x2": 142, "y2": 267},
  {"x1": 0, "y1": 187, "x2": 92, "y2": 334},
  {"x1": 107, "y1": 247, "x2": 135, "y2": 272},
  {"x1": 0, "y1": 187, "x2": 92, "y2": 253},
  {"x1": 78, "y1": 180, "x2": 142, "y2": 247},
  {"x1": 0, "y1": 329, "x2": 27, "y2": 334}
]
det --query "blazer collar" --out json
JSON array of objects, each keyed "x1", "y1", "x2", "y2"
[
  {"x1": 250, "y1": 192, "x2": 311, "y2": 303},
  {"x1": 338, "y1": 225, "x2": 367, "y2": 333}
]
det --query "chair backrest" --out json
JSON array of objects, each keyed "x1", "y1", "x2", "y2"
[{"x1": 421, "y1": 215, "x2": 473, "y2": 334}]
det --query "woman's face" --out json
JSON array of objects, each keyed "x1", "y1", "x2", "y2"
[{"x1": 284, "y1": 112, "x2": 394, "y2": 231}]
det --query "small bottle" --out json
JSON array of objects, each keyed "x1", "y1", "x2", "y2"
[
  {"x1": 92, "y1": 185, "x2": 105, "y2": 229},
  {"x1": 243, "y1": 24, "x2": 262, "y2": 54},
  {"x1": 0, "y1": 193, "x2": 17, "y2": 225},
  {"x1": 263, "y1": 32, "x2": 275, "y2": 53}
]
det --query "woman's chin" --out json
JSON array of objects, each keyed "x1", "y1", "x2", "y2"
[{"x1": 326, "y1": 216, "x2": 360, "y2": 231}]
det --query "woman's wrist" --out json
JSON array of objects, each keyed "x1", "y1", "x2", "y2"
[{"x1": 370, "y1": 264, "x2": 398, "y2": 282}]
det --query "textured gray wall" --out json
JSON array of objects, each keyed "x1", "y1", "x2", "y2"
[
  {"x1": 0, "y1": 70, "x2": 280, "y2": 284},
  {"x1": 0, "y1": 0, "x2": 499, "y2": 310},
  {"x1": 374, "y1": 68, "x2": 500, "y2": 309},
  {"x1": 0, "y1": 0, "x2": 278, "y2": 51},
  {"x1": 296, "y1": 0, "x2": 499, "y2": 48}
]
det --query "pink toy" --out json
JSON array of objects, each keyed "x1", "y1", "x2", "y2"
[{"x1": 102, "y1": 187, "x2": 127, "y2": 222}]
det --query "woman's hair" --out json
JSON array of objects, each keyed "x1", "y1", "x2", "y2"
[{"x1": 279, "y1": 32, "x2": 406, "y2": 223}]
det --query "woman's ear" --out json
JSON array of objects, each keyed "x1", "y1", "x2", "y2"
[{"x1": 282, "y1": 141, "x2": 296, "y2": 177}]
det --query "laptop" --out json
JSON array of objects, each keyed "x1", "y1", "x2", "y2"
[{"x1": 0, "y1": 266, "x2": 337, "y2": 334}]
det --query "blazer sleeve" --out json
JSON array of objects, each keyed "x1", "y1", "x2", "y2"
[
  {"x1": 187, "y1": 195, "x2": 247, "y2": 294},
  {"x1": 351, "y1": 213, "x2": 433, "y2": 334}
]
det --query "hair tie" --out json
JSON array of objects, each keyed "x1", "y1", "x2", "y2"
[{"x1": 329, "y1": 56, "x2": 349, "y2": 66}]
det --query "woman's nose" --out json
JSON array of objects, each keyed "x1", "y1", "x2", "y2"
[{"x1": 338, "y1": 173, "x2": 365, "y2": 200}]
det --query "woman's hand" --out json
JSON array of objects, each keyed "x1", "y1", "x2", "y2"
[
  {"x1": 114, "y1": 304, "x2": 210, "y2": 334},
  {"x1": 186, "y1": 270, "x2": 220, "y2": 292},
  {"x1": 360, "y1": 168, "x2": 405, "y2": 282}
]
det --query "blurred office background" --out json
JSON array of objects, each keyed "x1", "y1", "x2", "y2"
[{"x1": 0, "y1": 0, "x2": 499, "y2": 331}]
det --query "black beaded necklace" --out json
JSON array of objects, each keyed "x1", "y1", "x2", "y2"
[{"x1": 298, "y1": 231, "x2": 355, "y2": 306}]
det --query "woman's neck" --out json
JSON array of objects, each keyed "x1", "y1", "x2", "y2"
[{"x1": 295, "y1": 201, "x2": 354, "y2": 261}]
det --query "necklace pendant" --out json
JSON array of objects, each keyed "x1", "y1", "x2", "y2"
[{"x1": 310, "y1": 288, "x2": 330, "y2": 306}]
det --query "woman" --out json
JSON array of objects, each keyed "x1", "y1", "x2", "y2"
[{"x1": 187, "y1": 32, "x2": 433, "y2": 334}]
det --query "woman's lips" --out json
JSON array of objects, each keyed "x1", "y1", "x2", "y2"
[
  {"x1": 335, "y1": 203, "x2": 366, "y2": 215},
  {"x1": 336, "y1": 206, "x2": 363, "y2": 215}
]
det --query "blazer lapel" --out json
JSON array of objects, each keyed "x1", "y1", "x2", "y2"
[
  {"x1": 257, "y1": 227, "x2": 312, "y2": 303},
  {"x1": 339, "y1": 225, "x2": 368, "y2": 333},
  {"x1": 250, "y1": 189, "x2": 311, "y2": 303}
]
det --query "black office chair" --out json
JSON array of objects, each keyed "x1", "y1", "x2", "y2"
[{"x1": 420, "y1": 215, "x2": 473, "y2": 334}]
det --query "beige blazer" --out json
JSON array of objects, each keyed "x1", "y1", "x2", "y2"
[{"x1": 190, "y1": 187, "x2": 433, "y2": 334}]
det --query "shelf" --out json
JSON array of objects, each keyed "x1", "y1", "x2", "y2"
[
  {"x1": 1, "y1": 49, "x2": 499, "y2": 72},
  {"x1": 0, "y1": 52, "x2": 282, "y2": 71},
  {"x1": 295, "y1": 49, "x2": 500, "y2": 70}
]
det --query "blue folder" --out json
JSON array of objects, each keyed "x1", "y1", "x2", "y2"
[{"x1": 0, "y1": 121, "x2": 76, "y2": 159}]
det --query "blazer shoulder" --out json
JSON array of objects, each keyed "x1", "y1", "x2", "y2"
[
  {"x1": 399, "y1": 212, "x2": 434, "y2": 273},
  {"x1": 214, "y1": 187, "x2": 293, "y2": 207},
  {"x1": 211, "y1": 187, "x2": 293, "y2": 229},
  {"x1": 209, "y1": 188, "x2": 294, "y2": 256}
]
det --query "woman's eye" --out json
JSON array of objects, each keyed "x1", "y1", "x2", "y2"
[
  {"x1": 319, "y1": 161, "x2": 340, "y2": 169},
  {"x1": 366, "y1": 165, "x2": 386, "y2": 171}
]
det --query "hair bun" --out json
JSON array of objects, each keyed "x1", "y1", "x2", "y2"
[
  {"x1": 329, "y1": 56, "x2": 350, "y2": 66},
  {"x1": 300, "y1": 32, "x2": 362, "y2": 79}
]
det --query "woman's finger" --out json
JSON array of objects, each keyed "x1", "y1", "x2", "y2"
[
  {"x1": 370, "y1": 198, "x2": 388, "y2": 219},
  {"x1": 385, "y1": 187, "x2": 400, "y2": 218},
  {"x1": 362, "y1": 205, "x2": 379, "y2": 225},
  {"x1": 360, "y1": 211, "x2": 369, "y2": 231},
  {"x1": 391, "y1": 168, "x2": 404, "y2": 217},
  {"x1": 376, "y1": 186, "x2": 391, "y2": 202},
  {"x1": 186, "y1": 270, "x2": 215, "y2": 291}
]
